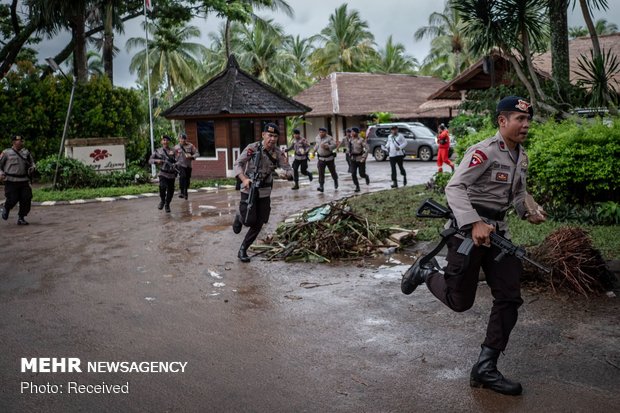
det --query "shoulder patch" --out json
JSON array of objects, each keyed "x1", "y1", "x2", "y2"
[{"x1": 468, "y1": 149, "x2": 488, "y2": 168}]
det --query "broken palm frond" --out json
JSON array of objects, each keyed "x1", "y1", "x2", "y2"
[
  {"x1": 257, "y1": 200, "x2": 416, "y2": 262},
  {"x1": 525, "y1": 226, "x2": 616, "y2": 297}
]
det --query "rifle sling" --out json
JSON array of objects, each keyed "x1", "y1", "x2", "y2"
[{"x1": 418, "y1": 227, "x2": 457, "y2": 269}]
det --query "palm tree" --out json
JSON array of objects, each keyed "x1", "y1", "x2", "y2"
[
  {"x1": 371, "y1": 36, "x2": 418, "y2": 74},
  {"x1": 284, "y1": 35, "x2": 315, "y2": 84},
  {"x1": 223, "y1": 0, "x2": 293, "y2": 58},
  {"x1": 570, "y1": 18, "x2": 619, "y2": 38},
  {"x1": 414, "y1": 2, "x2": 472, "y2": 77},
  {"x1": 452, "y1": 0, "x2": 549, "y2": 110},
  {"x1": 127, "y1": 22, "x2": 208, "y2": 132},
  {"x1": 310, "y1": 4, "x2": 377, "y2": 77},
  {"x1": 236, "y1": 19, "x2": 303, "y2": 95}
]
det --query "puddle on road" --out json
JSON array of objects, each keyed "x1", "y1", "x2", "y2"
[{"x1": 202, "y1": 224, "x2": 231, "y2": 232}]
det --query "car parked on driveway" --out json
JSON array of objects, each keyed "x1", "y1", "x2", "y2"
[{"x1": 366, "y1": 122, "x2": 454, "y2": 162}]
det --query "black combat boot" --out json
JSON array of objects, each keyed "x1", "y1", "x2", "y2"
[
  {"x1": 292, "y1": 182, "x2": 299, "y2": 190},
  {"x1": 1, "y1": 207, "x2": 8, "y2": 220},
  {"x1": 401, "y1": 261, "x2": 435, "y2": 295},
  {"x1": 165, "y1": 204, "x2": 171, "y2": 213},
  {"x1": 157, "y1": 201, "x2": 164, "y2": 210},
  {"x1": 470, "y1": 345, "x2": 523, "y2": 396},
  {"x1": 334, "y1": 179, "x2": 338, "y2": 189},
  {"x1": 317, "y1": 186, "x2": 324, "y2": 192},
  {"x1": 17, "y1": 216, "x2": 29, "y2": 225},
  {"x1": 403, "y1": 176, "x2": 407, "y2": 186},
  {"x1": 391, "y1": 181, "x2": 398, "y2": 188},
  {"x1": 238, "y1": 246, "x2": 250, "y2": 262},
  {"x1": 308, "y1": 172, "x2": 313, "y2": 182},
  {"x1": 365, "y1": 175, "x2": 370, "y2": 185},
  {"x1": 354, "y1": 185, "x2": 360, "y2": 193}
]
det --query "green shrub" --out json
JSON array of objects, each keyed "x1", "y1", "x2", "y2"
[
  {"x1": 426, "y1": 172, "x2": 452, "y2": 194},
  {"x1": 527, "y1": 118, "x2": 620, "y2": 205}
]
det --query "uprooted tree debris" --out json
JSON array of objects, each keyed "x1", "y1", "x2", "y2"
[
  {"x1": 253, "y1": 200, "x2": 416, "y2": 262},
  {"x1": 524, "y1": 227, "x2": 617, "y2": 297}
]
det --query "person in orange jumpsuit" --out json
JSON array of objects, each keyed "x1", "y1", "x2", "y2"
[{"x1": 437, "y1": 123, "x2": 454, "y2": 173}]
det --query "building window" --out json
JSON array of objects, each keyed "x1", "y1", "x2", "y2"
[
  {"x1": 197, "y1": 121, "x2": 215, "y2": 157},
  {"x1": 240, "y1": 120, "x2": 255, "y2": 149}
]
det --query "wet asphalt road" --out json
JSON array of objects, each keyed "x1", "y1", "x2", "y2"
[{"x1": 1, "y1": 157, "x2": 618, "y2": 412}]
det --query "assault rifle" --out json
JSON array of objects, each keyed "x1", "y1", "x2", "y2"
[
  {"x1": 417, "y1": 198, "x2": 551, "y2": 273},
  {"x1": 244, "y1": 144, "x2": 264, "y2": 224}
]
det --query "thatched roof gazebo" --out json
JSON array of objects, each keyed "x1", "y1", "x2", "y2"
[{"x1": 162, "y1": 55, "x2": 311, "y2": 178}]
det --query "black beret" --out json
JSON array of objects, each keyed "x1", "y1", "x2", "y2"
[
  {"x1": 11, "y1": 135, "x2": 22, "y2": 141},
  {"x1": 351, "y1": 127, "x2": 360, "y2": 133},
  {"x1": 496, "y1": 96, "x2": 533, "y2": 118},
  {"x1": 390, "y1": 125, "x2": 398, "y2": 129},
  {"x1": 345, "y1": 128, "x2": 351, "y2": 133},
  {"x1": 263, "y1": 123, "x2": 280, "y2": 135},
  {"x1": 179, "y1": 133, "x2": 187, "y2": 139},
  {"x1": 162, "y1": 135, "x2": 172, "y2": 141},
  {"x1": 293, "y1": 129, "x2": 300, "y2": 134},
  {"x1": 318, "y1": 127, "x2": 327, "y2": 132}
]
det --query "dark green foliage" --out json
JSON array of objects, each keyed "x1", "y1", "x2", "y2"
[
  {"x1": 425, "y1": 172, "x2": 452, "y2": 194},
  {"x1": 447, "y1": 114, "x2": 487, "y2": 143},
  {"x1": 544, "y1": 201, "x2": 620, "y2": 225},
  {"x1": 0, "y1": 63, "x2": 147, "y2": 164},
  {"x1": 527, "y1": 118, "x2": 620, "y2": 205},
  {"x1": 37, "y1": 155, "x2": 150, "y2": 190}
]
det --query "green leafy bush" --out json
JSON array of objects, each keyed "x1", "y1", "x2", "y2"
[
  {"x1": 527, "y1": 118, "x2": 620, "y2": 205},
  {"x1": 426, "y1": 172, "x2": 452, "y2": 194},
  {"x1": 37, "y1": 155, "x2": 151, "y2": 189}
]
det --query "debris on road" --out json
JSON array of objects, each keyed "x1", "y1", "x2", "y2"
[
  {"x1": 525, "y1": 226, "x2": 617, "y2": 297},
  {"x1": 253, "y1": 200, "x2": 417, "y2": 262}
]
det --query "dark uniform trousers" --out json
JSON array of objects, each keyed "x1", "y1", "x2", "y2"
[
  {"x1": 159, "y1": 176, "x2": 175, "y2": 206},
  {"x1": 317, "y1": 159, "x2": 338, "y2": 186},
  {"x1": 350, "y1": 160, "x2": 368, "y2": 187},
  {"x1": 426, "y1": 235, "x2": 524, "y2": 351},
  {"x1": 389, "y1": 155, "x2": 406, "y2": 182},
  {"x1": 4, "y1": 181, "x2": 32, "y2": 217},
  {"x1": 178, "y1": 166, "x2": 192, "y2": 195},
  {"x1": 292, "y1": 158, "x2": 310, "y2": 183},
  {"x1": 238, "y1": 192, "x2": 271, "y2": 250}
]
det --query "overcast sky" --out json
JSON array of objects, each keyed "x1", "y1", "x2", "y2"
[{"x1": 32, "y1": 0, "x2": 620, "y2": 88}]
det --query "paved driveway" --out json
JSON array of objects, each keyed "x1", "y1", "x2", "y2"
[{"x1": 1, "y1": 157, "x2": 618, "y2": 412}]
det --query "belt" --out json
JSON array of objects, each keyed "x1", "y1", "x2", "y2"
[
  {"x1": 4, "y1": 172, "x2": 27, "y2": 177},
  {"x1": 318, "y1": 156, "x2": 334, "y2": 161},
  {"x1": 472, "y1": 203, "x2": 507, "y2": 221}
]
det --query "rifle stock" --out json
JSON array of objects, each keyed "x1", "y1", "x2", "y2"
[
  {"x1": 417, "y1": 198, "x2": 551, "y2": 273},
  {"x1": 244, "y1": 144, "x2": 263, "y2": 224}
]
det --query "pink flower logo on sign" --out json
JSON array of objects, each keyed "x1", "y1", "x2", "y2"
[{"x1": 90, "y1": 149, "x2": 111, "y2": 162}]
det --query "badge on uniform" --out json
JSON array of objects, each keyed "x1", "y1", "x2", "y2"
[
  {"x1": 468, "y1": 150, "x2": 487, "y2": 168},
  {"x1": 495, "y1": 172, "x2": 509, "y2": 182}
]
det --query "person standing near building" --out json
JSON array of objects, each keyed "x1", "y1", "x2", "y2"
[
  {"x1": 174, "y1": 133, "x2": 199, "y2": 199},
  {"x1": 0, "y1": 135, "x2": 35, "y2": 225},
  {"x1": 348, "y1": 127, "x2": 370, "y2": 193},
  {"x1": 384, "y1": 125, "x2": 407, "y2": 188},
  {"x1": 339, "y1": 128, "x2": 353, "y2": 173},
  {"x1": 313, "y1": 127, "x2": 338, "y2": 192},
  {"x1": 149, "y1": 135, "x2": 177, "y2": 213},
  {"x1": 232, "y1": 123, "x2": 293, "y2": 262},
  {"x1": 437, "y1": 123, "x2": 455, "y2": 173},
  {"x1": 287, "y1": 129, "x2": 313, "y2": 190},
  {"x1": 401, "y1": 96, "x2": 547, "y2": 396}
]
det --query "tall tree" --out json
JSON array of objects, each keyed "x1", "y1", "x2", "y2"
[
  {"x1": 371, "y1": 35, "x2": 418, "y2": 74},
  {"x1": 127, "y1": 21, "x2": 208, "y2": 132},
  {"x1": 548, "y1": 0, "x2": 570, "y2": 101},
  {"x1": 414, "y1": 1, "x2": 471, "y2": 77},
  {"x1": 453, "y1": 0, "x2": 549, "y2": 111},
  {"x1": 310, "y1": 4, "x2": 377, "y2": 77}
]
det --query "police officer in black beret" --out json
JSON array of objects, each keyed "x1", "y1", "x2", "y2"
[
  {"x1": 402, "y1": 96, "x2": 546, "y2": 396},
  {"x1": 286, "y1": 128, "x2": 313, "y2": 190},
  {"x1": 0, "y1": 135, "x2": 36, "y2": 225}
]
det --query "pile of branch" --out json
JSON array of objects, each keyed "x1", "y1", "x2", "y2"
[
  {"x1": 526, "y1": 226, "x2": 616, "y2": 297},
  {"x1": 254, "y1": 200, "x2": 415, "y2": 262}
]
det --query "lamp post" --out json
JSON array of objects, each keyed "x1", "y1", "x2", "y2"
[{"x1": 46, "y1": 57, "x2": 76, "y2": 190}]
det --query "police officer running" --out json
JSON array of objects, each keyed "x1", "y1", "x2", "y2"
[
  {"x1": 149, "y1": 135, "x2": 177, "y2": 213},
  {"x1": 313, "y1": 127, "x2": 338, "y2": 192},
  {"x1": 0, "y1": 135, "x2": 36, "y2": 225},
  {"x1": 348, "y1": 127, "x2": 370, "y2": 192},
  {"x1": 232, "y1": 123, "x2": 293, "y2": 262},
  {"x1": 287, "y1": 129, "x2": 313, "y2": 190},
  {"x1": 174, "y1": 133, "x2": 199, "y2": 199},
  {"x1": 401, "y1": 96, "x2": 547, "y2": 396}
]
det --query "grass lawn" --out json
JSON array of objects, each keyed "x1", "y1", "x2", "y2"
[{"x1": 347, "y1": 185, "x2": 620, "y2": 261}]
